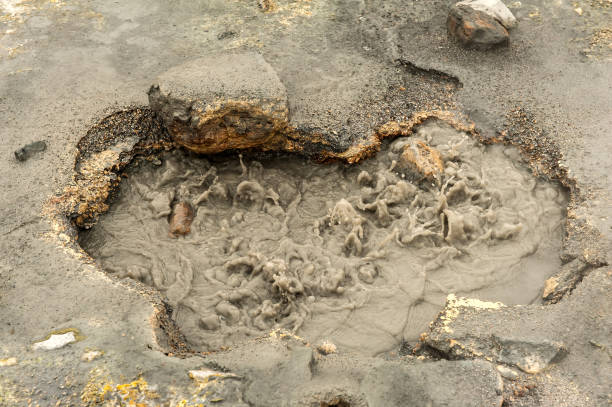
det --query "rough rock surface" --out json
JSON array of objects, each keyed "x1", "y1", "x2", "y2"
[
  {"x1": 398, "y1": 139, "x2": 445, "y2": 183},
  {"x1": 422, "y1": 295, "x2": 568, "y2": 373},
  {"x1": 149, "y1": 53, "x2": 292, "y2": 154},
  {"x1": 14, "y1": 140, "x2": 47, "y2": 162},
  {"x1": 542, "y1": 257, "x2": 593, "y2": 304},
  {"x1": 447, "y1": 5, "x2": 510, "y2": 49},
  {"x1": 456, "y1": 0, "x2": 517, "y2": 29},
  {"x1": 361, "y1": 359, "x2": 504, "y2": 406}
]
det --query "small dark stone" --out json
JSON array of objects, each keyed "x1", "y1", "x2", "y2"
[
  {"x1": 217, "y1": 30, "x2": 237, "y2": 40},
  {"x1": 258, "y1": 0, "x2": 276, "y2": 12},
  {"x1": 14, "y1": 140, "x2": 47, "y2": 162},
  {"x1": 447, "y1": 5, "x2": 509, "y2": 49}
]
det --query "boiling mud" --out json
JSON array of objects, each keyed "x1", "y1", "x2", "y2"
[{"x1": 80, "y1": 122, "x2": 566, "y2": 355}]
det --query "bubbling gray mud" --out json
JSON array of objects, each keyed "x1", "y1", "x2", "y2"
[{"x1": 80, "y1": 122, "x2": 567, "y2": 356}]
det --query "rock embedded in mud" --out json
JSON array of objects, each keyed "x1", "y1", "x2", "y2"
[
  {"x1": 456, "y1": 0, "x2": 517, "y2": 29},
  {"x1": 81, "y1": 350, "x2": 103, "y2": 362},
  {"x1": 317, "y1": 340, "x2": 337, "y2": 355},
  {"x1": 169, "y1": 201, "x2": 194, "y2": 237},
  {"x1": 496, "y1": 364, "x2": 519, "y2": 380},
  {"x1": 397, "y1": 139, "x2": 444, "y2": 183},
  {"x1": 447, "y1": 5, "x2": 510, "y2": 49},
  {"x1": 149, "y1": 53, "x2": 292, "y2": 154},
  {"x1": 189, "y1": 369, "x2": 240, "y2": 382}
]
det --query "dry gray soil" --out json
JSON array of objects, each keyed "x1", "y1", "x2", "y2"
[{"x1": 0, "y1": 0, "x2": 610, "y2": 406}]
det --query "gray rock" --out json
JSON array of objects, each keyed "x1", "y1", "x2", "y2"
[
  {"x1": 217, "y1": 30, "x2": 237, "y2": 40},
  {"x1": 205, "y1": 336, "x2": 316, "y2": 405},
  {"x1": 447, "y1": 5, "x2": 509, "y2": 49},
  {"x1": 14, "y1": 140, "x2": 46, "y2": 161},
  {"x1": 456, "y1": 0, "x2": 517, "y2": 28},
  {"x1": 496, "y1": 365, "x2": 519, "y2": 380},
  {"x1": 422, "y1": 295, "x2": 568, "y2": 374},
  {"x1": 496, "y1": 337, "x2": 568, "y2": 374},
  {"x1": 243, "y1": 347, "x2": 315, "y2": 404},
  {"x1": 148, "y1": 53, "x2": 290, "y2": 155},
  {"x1": 542, "y1": 258, "x2": 592, "y2": 304}
]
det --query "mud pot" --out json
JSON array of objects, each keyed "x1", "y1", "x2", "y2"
[{"x1": 79, "y1": 121, "x2": 567, "y2": 356}]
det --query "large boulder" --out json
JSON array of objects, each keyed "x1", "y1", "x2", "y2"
[
  {"x1": 148, "y1": 53, "x2": 292, "y2": 154},
  {"x1": 447, "y1": 5, "x2": 509, "y2": 49}
]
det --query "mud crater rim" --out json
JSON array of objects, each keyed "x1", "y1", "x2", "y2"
[
  {"x1": 41, "y1": 104, "x2": 607, "y2": 359},
  {"x1": 64, "y1": 114, "x2": 572, "y2": 356}
]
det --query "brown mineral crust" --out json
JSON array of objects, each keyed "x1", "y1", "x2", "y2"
[
  {"x1": 45, "y1": 109, "x2": 172, "y2": 230},
  {"x1": 319, "y1": 111, "x2": 476, "y2": 164},
  {"x1": 169, "y1": 202, "x2": 194, "y2": 237},
  {"x1": 258, "y1": 0, "x2": 277, "y2": 12},
  {"x1": 399, "y1": 140, "x2": 445, "y2": 182},
  {"x1": 48, "y1": 108, "x2": 474, "y2": 234},
  {"x1": 47, "y1": 149, "x2": 122, "y2": 230},
  {"x1": 166, "y1": 102, "x2": 299, "y2": 155}
]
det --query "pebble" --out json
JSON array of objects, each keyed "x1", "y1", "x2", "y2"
[
  {"x1": 0, "y1": 357, "x2": 17, "y2": 367},
  {"x1": 33, "y1": 332, "x2": 76, "y2": 351},
  {"x1": 14, "y1": 140, "x2": 47, "y2": 162},
  {"x1": 169, "y1": 201, "x2": 194, "y2": 237},
  {"x1": 398, "y1": 139, "x2": 445, "y2": 183},
  {"x1": 317, "y1": 341, "x2": 338, "y2": 355},
  {"x1": 81, "y1": 350, "x2": 103, "y2": 362},
  {"x1": 496, "y1": 364, "x2": 519, "y2": 380},
  {"x1": 189, "y1": 369, "x2": 239, "y2": 382}
]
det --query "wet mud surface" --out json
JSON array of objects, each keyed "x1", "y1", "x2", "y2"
[{"x1": 80, "y1": 121, "x2": 567, "y2": 356}]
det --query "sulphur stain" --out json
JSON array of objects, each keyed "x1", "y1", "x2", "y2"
[{"x1": 81, "y1": 368, "x2": 160, "y2": 406}]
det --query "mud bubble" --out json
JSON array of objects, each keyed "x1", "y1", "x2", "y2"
[{"x1": 80, "y1": 121, "x2": 567, "y2": 356}]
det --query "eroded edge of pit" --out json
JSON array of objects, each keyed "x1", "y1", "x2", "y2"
[{"x1": 42, "y1": 99, "x2": 605, "y2": 358}]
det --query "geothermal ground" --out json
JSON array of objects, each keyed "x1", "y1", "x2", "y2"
[{"x1": 1, "y1": 0, "x2": 611, "y2": 406}]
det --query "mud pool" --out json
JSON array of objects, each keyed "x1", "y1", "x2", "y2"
[{"x1": 80, "y1": 122, "x2": 567, "y2": 356}]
